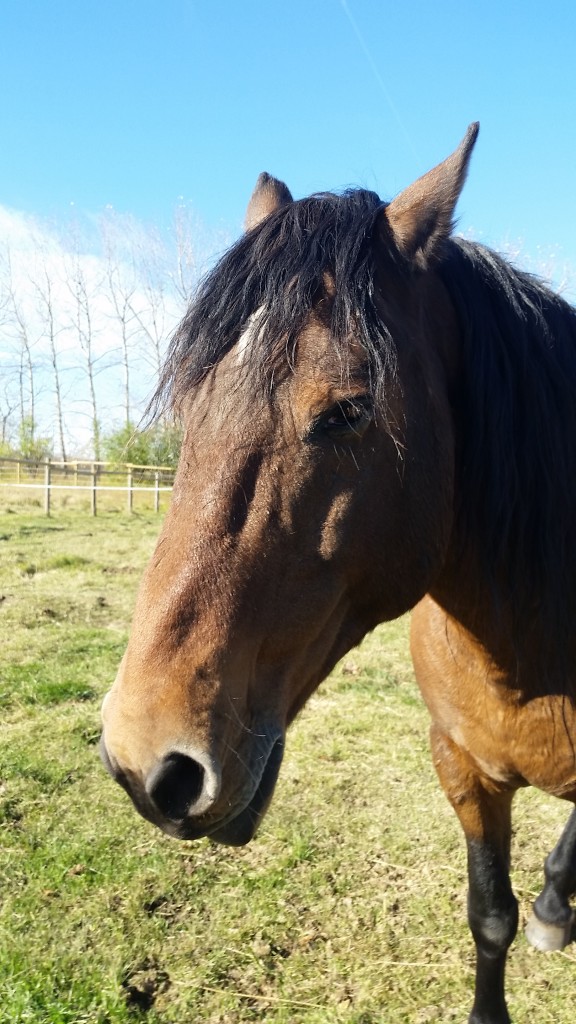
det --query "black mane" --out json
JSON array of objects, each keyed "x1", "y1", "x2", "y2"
[
  {"x1": 440, "y1": 238, "x2": 576, "y2": 669},
  {"x1": 152, "y1": 188, "x2": 397, "y2": 414}
]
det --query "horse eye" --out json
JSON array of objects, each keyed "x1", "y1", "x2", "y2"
[{"x1": 311, "y1": 398, "x2": 373, "y2": 439}]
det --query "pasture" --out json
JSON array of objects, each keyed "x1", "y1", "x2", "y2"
[{"x1": 1, "y1": 509, "x2": 574, "y2": 1023}]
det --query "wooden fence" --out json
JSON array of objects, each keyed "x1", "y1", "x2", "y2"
[{"x1": 0, "y1": 457, "x2": 175, "y2": 516}]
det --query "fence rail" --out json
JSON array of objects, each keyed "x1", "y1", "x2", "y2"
[{"x1": 0, "y1": 457, "x2": 175, "y2": 515}]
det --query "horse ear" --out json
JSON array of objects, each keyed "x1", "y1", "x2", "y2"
[
  {"x1": 245, "y1": 172, "x2": 293, "y2": 231},
  {"x1": 380, "y1": 122, "x2": 479, "y2": 265}
]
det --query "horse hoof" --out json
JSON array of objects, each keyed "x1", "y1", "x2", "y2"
[{"x1": 525, "y1": 910, "x2": 574, "y2": 952}]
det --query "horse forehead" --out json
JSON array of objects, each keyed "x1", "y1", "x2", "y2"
[
  {"x1": 230, "y1": 302, "x2": 368, "y2": 406},
  {"x1": 234, "y1": 305, "x2": 331, "y2": 362},
  {"x1": 295, "y1": 318, "x2": 367, "y2": 376}
]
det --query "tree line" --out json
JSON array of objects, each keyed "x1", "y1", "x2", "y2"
[{"x1": 0, "y1": 204, "x2": 225, "y2": 466}]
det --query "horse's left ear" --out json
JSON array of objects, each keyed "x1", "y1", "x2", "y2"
[
  {"x1": 245, "y1": 172, "x2": 293, "y2": 231},
  {"x1": 380, "y1": 122, "x2": 479, "y2": 265}
]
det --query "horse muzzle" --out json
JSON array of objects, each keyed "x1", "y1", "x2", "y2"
[{"x1": 99, "y1": 726, "x2": 284, "y2": 846}]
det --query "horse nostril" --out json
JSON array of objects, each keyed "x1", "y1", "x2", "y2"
[{"x1": 147, "y1": 752, "x2": 206, "y2": 821}]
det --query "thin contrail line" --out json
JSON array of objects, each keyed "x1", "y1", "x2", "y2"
[{"x1": 340, "y1": 0, "x2": 419, "y2": 160}]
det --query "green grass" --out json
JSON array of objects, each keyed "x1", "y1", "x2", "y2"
[{"x1": 1, "y1": 510, "x2": 575, "y2": 1023}]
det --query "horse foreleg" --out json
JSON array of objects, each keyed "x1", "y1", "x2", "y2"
[
  {"x1": 525, "y1": 804, "x2": 576, "y2": 951},
  {"x1": 430, "y1": 725, "x2": 518, "y2": 1024}
]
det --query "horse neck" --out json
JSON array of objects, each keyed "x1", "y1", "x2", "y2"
[
  {"x1": 429, "y1": 485, "x2": 576, "y2": 700},
  {"x1": 424, "y1": 242, "x2": 576, "y2": 698}
]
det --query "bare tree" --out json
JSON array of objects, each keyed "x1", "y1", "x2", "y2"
[
  {"x1": 65, "y1": 240, "x2": 105, "y2": 460},
  {"x1": 100, "y1": 211, "x2": 140, "y2": 427},
  {"x1": 0, "y1": 384, "x2": 17, "y2": 447},
  {"x1": 171, "y1": 202, "x2": 200, "y2": 307},
  {"x1": 0, "y1": 251, "x2": 17, "y2": 447},
  {"x1": 1, "y1": 245, "x2": 40, "y2": 441},
  {"x1": 124, "y1": 205, "x2": 210, "y2": 393},
  {"x1": 127, "y1": 223, "x2": 171, "y2": 380},
  {"x1": 30, "y1": 249, "x2": 68, "y2": 460}
]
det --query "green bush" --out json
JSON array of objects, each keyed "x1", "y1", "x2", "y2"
[
  {"x1": 102, "y1": 421, "x2": 182, "y2": 468},
  {"x1": 17, "y1": 416, "x2": 53, "y2": 463}
]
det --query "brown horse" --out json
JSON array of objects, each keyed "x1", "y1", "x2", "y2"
[{"x1": 100, "y1": 123, "x2": 576, "y2": 1024}]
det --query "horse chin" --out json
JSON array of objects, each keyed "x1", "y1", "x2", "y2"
[
  {"x1": 208, "y1": 734, "x2": 285, "y2": 847},
  {"x1": 209, "y1": 811, "x2": 265, "y2": 847}
]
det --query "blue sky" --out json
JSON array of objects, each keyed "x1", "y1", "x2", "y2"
[{"x1": 1, "y1": 0, "x2": 576, "y2": 276}]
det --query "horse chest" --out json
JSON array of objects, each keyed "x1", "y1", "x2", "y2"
[{"x1": 411, "y1": 598, "x2": 576, "y2": 798}]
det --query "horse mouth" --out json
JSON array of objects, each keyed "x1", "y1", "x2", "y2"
[{"x1": 192, "y1": 734, "x2": 285, "y2": 846}]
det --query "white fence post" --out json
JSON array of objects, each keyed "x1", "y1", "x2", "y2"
[
  {"x1": 91, "y1": 464, "x2": 97, "y2": 516},
  {"x1": 127, "y1": 467, "x2": 134, "y2": 513},
  {"x1": 44, "y1": 458, "x2": 51, "y2": 517}
]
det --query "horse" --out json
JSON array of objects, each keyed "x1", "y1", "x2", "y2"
[{"x1": 100, "y1": 123, "x2": 576, "y2": 1024}]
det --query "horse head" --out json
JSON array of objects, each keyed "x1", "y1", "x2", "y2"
[{"x1": 100, "y1": 125, "x2": 478, "y2": 844}]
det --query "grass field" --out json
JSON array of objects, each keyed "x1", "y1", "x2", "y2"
[{"x1": 1, "y1": 508, "x2": 574, "y2": 1023}]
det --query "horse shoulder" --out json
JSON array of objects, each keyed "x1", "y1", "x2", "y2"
[{"x1": 410, "y1": 596, "x2": 576, "y2": 798}]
